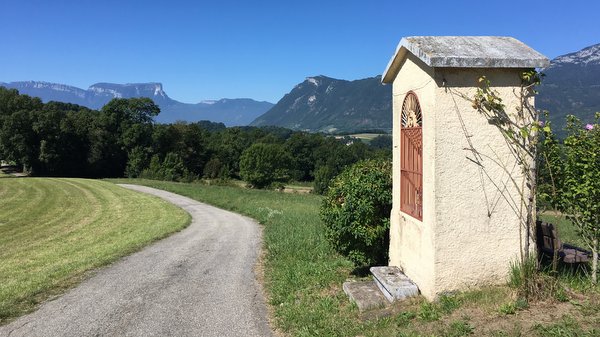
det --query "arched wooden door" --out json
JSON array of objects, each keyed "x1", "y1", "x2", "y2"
[{"x1": 400, "y1": 92, "x2": 423, "y2": 220}]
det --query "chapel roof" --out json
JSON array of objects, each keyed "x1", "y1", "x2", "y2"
[{"x1": 382, "y1": 36, "x2": 550, "y2": 83}]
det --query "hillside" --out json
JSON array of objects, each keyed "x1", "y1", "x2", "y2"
[
  {"x1": 250, "y1": 76, "x2": 391, "y2": 133},
  {"x1": 537, "y1": 43, "x2": 600, "y2": 136},
  {"x1": 0, "y1": 81, "x2": 273, "y2": 126},
  {"x1": 4, "y1": 43, "x2": 598, "y2": 133},
  {"x1": 251, "y1": 44, "x2": 599, "y2": 134}
]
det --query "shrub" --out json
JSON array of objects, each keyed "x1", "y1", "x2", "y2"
[
  {"x1": 313, "y1": 165, "x2": 336, "y2": 195},
  {"x1": 140, "y1": 152, "x2": 190, "y2": 182},
  {"x1": 125, "y1": 146, "x2": 150, "y2": 178},
  {"x1": 239, "y1": 143, "x2": 292, "y2": 188},
  {"x1": 159, "y1": 152, "x2": 187, "y2": 181},
  {"x1": 320, "y1": 159, "x2": 392, "y2": 267},
  {"x1": 560, "y1": 114, "x2": 600, "y2": 284},
  {"x1": 203, "y1": 157, "x2": 223, "y2": 179}
]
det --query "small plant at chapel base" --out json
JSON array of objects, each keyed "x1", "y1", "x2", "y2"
[{"x1": 320, "y1": 159, "x2": 392, "y2": 267}]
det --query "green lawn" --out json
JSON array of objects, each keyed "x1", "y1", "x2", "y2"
[
  {"x1": 109, "y1": 179, "x2": 600, "y2": 337},
  {"x1": 0, "y1": 169, "x2": 10, "y2": 178},
  {"x1": 0, "y1": 178, "x2": 190, "y2": 324}
]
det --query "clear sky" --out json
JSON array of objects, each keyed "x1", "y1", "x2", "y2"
[{"x1": 2, "y1": 0, "x2": 599, "y2": 103}]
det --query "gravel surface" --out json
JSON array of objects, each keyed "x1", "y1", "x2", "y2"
[{"x1": 0, "y1": 184, "x2": 272, "y2": 337}]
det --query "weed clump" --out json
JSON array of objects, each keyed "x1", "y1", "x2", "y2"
[{"x1": 508, "y1": 257, "x2": 565, "y2": 302}]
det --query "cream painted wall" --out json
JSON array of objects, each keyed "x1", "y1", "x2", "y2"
[
  {"x1": 389, "y1": 53, "x2": 437, "y2": 299},
  {"x1": 390, "y1": 57, "x2": 535, "y2": 299},
  {"x1": 432, "y1": 68, "x2": 530, "y2": 295}
]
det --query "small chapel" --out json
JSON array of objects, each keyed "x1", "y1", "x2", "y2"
[{"x1": 380, "y1": 36, "x2": 549, "y2": 300}]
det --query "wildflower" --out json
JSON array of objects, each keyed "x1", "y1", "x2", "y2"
[
  {"x1": 538, "y1": 121, "x2": 545, "y2": 127},
  {"x1": 585, "y1": 124, "x2": 594, "y2": 130}
]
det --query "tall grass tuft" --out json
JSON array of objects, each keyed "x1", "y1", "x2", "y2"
[{"x1": 508, "y1": 257, "x2": 565, "y2": 302}]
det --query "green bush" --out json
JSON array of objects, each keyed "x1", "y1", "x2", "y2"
[
  {"x1": 319, "y1": 159, "x2": 392, "y2": 266},
  {"x1": 239, "y1": 143, "x2": 292, "y2": 188},
  {"x1": 203, "y1": 157, "x2": 223, "y2": 179},
  {"x1": 313, "y1": 165, "x2": 337, "y2": 195},
  {"x1": 125, "y1": 146, "x2": 150, "y2": 178},
  {"x1": 140, "y1": 152, "x2": 190, "y2": 182}
]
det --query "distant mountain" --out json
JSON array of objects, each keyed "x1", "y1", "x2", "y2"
[
  {"x1": 537, "y1": 43, "x2": 600, "y2": 136},
  {"x1": 251, "y1": 44, "x2": 600, "y2": 134},
  {"x1": 250, "y1": 75, "x2": 391, "y2": 133},
  {"x1": 0, "y1": 81, "x2": 273, "y2": 126},
  {"x1": 5, "y1": 43, "x2": 597, "y2": 132}
]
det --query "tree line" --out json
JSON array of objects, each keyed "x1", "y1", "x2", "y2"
[{"x1": 0, "y1": 87, "x2": 391, "y2": 192}]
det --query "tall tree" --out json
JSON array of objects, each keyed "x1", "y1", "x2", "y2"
[
  {"x1": 239, "y1": 143, "x2": 293, "y2": 188},
  {"x1": 0, "y1": 88, "x2": 43, "y2": 172},
  {"x1": 89, "y1": 98, "x2": 160, "y2": 177}
]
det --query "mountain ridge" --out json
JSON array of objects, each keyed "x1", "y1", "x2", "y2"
[
  {"x1": 250, "y1": 75, "x2": 392, "y2": 133},
  {"x1": 3, "y1": 43, "x2": 598, "y2": 133},
  {"x1": 537, "y1": 42, "x2": 600, "y2": 135},
  {"x1": 251, "y1": 43, "x2": 600, "y2": 134},
  {"x1": 0, "y1": 81, "x2": 273, "y2": 126}
]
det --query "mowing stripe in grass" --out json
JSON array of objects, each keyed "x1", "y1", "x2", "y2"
[{"x1": 0, "y1": 178, "x2": 190, "y2": 324}]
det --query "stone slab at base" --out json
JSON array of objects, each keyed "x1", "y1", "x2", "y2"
[
  {"x1": 342, "y1": 280, "x2": 388, "y2": 312},
  {"x1": 370, "y1": 266, "x2": 419, "y2": 302}
]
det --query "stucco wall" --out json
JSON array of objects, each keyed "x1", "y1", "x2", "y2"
[
  {"x1": 390, "y1": 60, "x2": 535, "y2": 300},
  {"x1": 389, "y1": 53, "x2": 437, "y2": 299},
  {"x1": 431, "y1": 68, "x2": 531, "y2": 295}
]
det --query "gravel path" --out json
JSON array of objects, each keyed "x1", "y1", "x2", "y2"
[{"x1": 0, "y1": 184, "x2": 272, "y2": 337}]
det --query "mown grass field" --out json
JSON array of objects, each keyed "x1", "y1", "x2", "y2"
[
  {"x1": 0, "y1": 178, "x2": 190, "y2": 324},
  {"x1": 349, "y1": 133, "x2": 387, "y2": 140},
  {"x1": 334, "y1": 133, "x2": 388, "y2": 145},
  {"x1": 109, "y1": 179, "x2": 600, "y2": 337}
]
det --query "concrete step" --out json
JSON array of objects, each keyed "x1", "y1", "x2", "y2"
[
  {"x1": 370, "y1": 266, "x2": 419, "y2": 302},
  {"x1": 342, "y1": 280, "x2": 388, "y2": 312}
]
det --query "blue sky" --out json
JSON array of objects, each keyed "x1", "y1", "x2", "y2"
[{"x1": 2, "y1": 0, "x2": 599, "y2": 103}]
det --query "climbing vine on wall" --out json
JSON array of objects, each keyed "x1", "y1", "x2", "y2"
[{"x1": 471, "y1": 70, "x2": 549, "y2": 262}]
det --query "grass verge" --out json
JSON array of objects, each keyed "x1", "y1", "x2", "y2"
[
  {"x1": 108, "y1": 179, "x2": 600, "y2": 336},
  {"x1": 0, "y1": 178, "x2": 190, "y2": 324}
]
